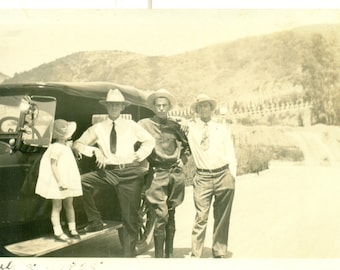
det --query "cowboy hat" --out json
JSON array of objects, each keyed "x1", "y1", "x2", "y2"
[
  {"x1": 147, "y1": 88, "x2": 176, "y2": 109},
  {"x1": 190, "y1": 93, "x2": 217, "y2": 113},
  {"x1": 99, "y1": 88, "x2": 131, "y2": 106},
  {"x1": 52, "y1": 119, "x2": 77, "y2": 140}
]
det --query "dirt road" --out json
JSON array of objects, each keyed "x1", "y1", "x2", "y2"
[{"x1": 167, "y1": 161, "x2": 340, "y2": 259}]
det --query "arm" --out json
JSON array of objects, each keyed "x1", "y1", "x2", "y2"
[
  {"x1": 51, "y1": 158, "x2": 67, "y2": 190},
  {"x1": 133, "y1": 122, "x2": 155, "y2": 162},
  {"x1": 177, "y1": 125, "x2": 191, "y2": 166},
  {"x1": 72, "y1": 126, "x2": 98, "y2": 158},
  {"x1": 72, "y1": 126, "x2": 106, "y2": 169}
]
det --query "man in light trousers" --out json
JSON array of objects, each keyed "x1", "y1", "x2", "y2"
[{"x1": 187, "y1": 93, "x2": 237, "y2": 258}]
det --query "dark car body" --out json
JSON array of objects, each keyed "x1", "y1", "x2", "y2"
[{"x1": 0, "y1": 82, "x2": 155, "y2": 256}]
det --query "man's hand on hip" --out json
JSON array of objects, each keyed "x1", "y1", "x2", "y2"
[{"x1": 93, "y1": 148, "x2": 106, "y2": 169}]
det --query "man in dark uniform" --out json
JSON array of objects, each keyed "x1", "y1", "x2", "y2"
[{"x1": 138, "y1": 89, "x2": 191, "y2": 258}]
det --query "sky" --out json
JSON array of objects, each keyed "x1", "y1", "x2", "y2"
[{"x1": 0, "y1": 0, "x2": 340, "y2": 76}]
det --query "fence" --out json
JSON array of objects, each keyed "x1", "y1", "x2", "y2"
[{"x1": 169, "y1": 101, "x2": 312, "y2": 126}]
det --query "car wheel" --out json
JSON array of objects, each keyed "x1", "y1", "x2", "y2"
[{"x1": 135, "y1": 194, "x2": 155, "y2": 255}]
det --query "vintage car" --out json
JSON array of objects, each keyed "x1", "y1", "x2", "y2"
[{"x1": 0, "y1": 82, "x2": 156, "y2": 256}]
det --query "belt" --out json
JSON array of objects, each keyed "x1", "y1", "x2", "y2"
[
  {"x1": 105, "y1": 163, "x2": 138, "y2": 170},
  {"x1": 197, "y1": 164, "x2": 229, "y2": 174},
  {"x1": 151, "y1": 162, "x2": 177, "y2": 170}
]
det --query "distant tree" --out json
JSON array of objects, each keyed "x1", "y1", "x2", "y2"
[
  {"x1": 232, "y1": 101, "x2": 240, "y2": 112},
  {"x1": 300, "y1": 34, "x2": 339, "y2": 125}
]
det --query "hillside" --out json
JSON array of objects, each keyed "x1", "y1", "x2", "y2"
[
  {"x1": 3, "y1": 24, "x2": 340, "y2": 107},
  {"x1": 0, "y1": 72, "x2": 9, "y2": 83}
]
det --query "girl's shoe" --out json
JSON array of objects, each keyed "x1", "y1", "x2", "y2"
[
  {"x1": 68, "y1": 230, "x2": 81, "y2": 240},
  {"x1": 54, "y1": 233, "x2": 72, "y2": 243}
]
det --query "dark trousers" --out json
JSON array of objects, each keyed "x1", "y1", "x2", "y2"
[
  {"x1": 81, "y1": 166, "x2": 145, "y2": 257},
  {"x1": 145, "y1": 167, "x2": 185, "y2": 237},
  {"x1": 145, "y1": 167, "x2": 185, "y2": 257}
]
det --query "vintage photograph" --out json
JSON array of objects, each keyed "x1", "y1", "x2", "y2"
[{"x1": 0, "y1": 0, "x2": 340, "y2": 269}]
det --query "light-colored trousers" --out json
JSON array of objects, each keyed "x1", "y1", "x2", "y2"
[{"x1": 191, "y1": 169, "x2": 235, "y2": 257}]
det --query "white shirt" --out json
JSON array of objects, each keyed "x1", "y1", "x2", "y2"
[
  {"x1": 187, "y1": 119, "x2": 237, "y2": 177},
  {"x1": 73, "y1": 117, "x2": 155, "y2": 165}
]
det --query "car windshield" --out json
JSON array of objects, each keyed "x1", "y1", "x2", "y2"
[
  {"x1": 21, "y1": 96, "x2": 56, "y2": 147},
  {"x1": 0, "y1": 96, "x2": 23, "y2": 133},
  {"x1": 0, "y1": 95, "x2": 56, "y2": 147}
]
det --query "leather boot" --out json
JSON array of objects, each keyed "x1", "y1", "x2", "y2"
[
  {"x1": 154, "y1": 234, "x2": 165, "y2": 258},
  {"x1": 165, "y1": 229, "x2": 175, "y2": 258},
  {"x1": 165, "y1": 210, "x2": 176, "y2": 258}
]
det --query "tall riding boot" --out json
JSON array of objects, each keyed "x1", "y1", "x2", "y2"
[
  {"x1": 165, "y1": 209, "x2": 176, "y2": 258},
  {"x1": 154, "y1": 234, "x2": 165, "y2": 258},
  {"x1": 165, "y1": 229, "x2": 175, "y2": 258}
]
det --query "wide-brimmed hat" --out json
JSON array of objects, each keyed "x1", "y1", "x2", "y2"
[
  {"x1": 147, "y1": 88, "x2": 176, "y2": 109},
  {"x1": 52, "y1": 119, "x2": 77, "y2": 140},
  {"x1": 190, "y1": 93, "x2": 217, "y2": 113},
  {"x1": 99, "y1": 88, "x2": 131, "y2": 106}
]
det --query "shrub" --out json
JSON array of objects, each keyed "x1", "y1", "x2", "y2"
[
  {"x1": 236, "y1": 144, "x2": 271, "y2": 176},
  {"x1": 271, "y1": 145, "x2": 304, "y2": 161},
  {"x1": 182, "y1": 144, "x2": 272, "y2": 186},
  {"x1": 182, "y1": 156, "x2": 196, "y2": 186},
  {"x1": 237, "y1": 116, "x2": 258, "y2": 125},
  {"x1": 182, "y1": 143, "x2": 304, "y2": 186}
]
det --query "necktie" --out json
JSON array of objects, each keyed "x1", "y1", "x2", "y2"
[
  {"x1": 110, "y1": 122, "x2": 117, "y2": 153},
  {"x1": 159, "y1": 118, "x2": 167, "y2": 125},
  {"x1": 200, "y1": 123, "x2": 209, "y2": 150}
]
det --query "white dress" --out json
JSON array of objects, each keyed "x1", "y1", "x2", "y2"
[{"x1": 35, "y1": 143, "x2": 82, "y2": 199}]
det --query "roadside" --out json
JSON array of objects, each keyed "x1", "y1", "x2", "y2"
[{"x1": 168, "y1": 161, "x2": 340, "y2": 258}]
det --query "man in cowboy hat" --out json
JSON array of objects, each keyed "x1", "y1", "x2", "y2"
[
  {"x1": 187, "y1": 93, "x2": 237, "y2": 258},
  {"x1": 72, "y1": 88, "x2": 155, "y2": 257},
  {"x1": 138, "y1": 88, "x2": 191, "y2": 258}
]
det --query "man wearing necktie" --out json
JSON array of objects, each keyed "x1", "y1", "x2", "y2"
[
  {"x1": 138, "y1": 89, "x2": 191, "y2": 258},
  {"x1": 72, "y1": 89, "x2": 155, "y2": 257},
  {"x1": 186, "y1": 93, "x2": 237, "y2": 258}
]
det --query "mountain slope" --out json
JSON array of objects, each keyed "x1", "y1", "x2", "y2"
[
  {"x1": 0, "y1": 72, "x2": 9, "y2": 83},
  {"x1": 4, "y1": 24, "x2": 340, "y2": 107}
]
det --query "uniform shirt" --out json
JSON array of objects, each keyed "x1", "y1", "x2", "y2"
[
  {"x1": 138, "y1": 116, "x2": 191, "y2": 166},
  {"x1": 73, "y1": 117, "x2": 155, "y2": 165},
  {"x1": 187, "y1": 118, "x2": 237, "y2": 177}
]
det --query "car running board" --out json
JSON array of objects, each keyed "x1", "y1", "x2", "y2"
[{"x1": 4, "y1": 221, "x2": 123, "y2": 257}]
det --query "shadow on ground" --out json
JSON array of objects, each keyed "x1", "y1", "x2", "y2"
[{"x1": 138, "y1": 247, "x2": 233, "y2": 259}]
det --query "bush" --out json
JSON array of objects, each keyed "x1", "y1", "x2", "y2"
[
  {"x1": 182, "y1": 143, "x2": 304, "y2": 186},
  {"x1": 236, "y1": 144, "x2": 271, "y2": 176},
  {"x1": 237, "y1": 116, "x2": 258, "y2": 125},
  {"x1": 271, "y1": 145, "x2": 304, "y2": 161},
  {"x1": 182, "y1": 156, "x2": 196, "y2": 186},
  {"x1": 182, "y1": 144, "x2": 272, "y2": 186}
]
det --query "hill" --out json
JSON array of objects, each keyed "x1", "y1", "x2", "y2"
[
  {"x1": 3, "y1": 24, "x2": 340, "y2": 107},
  {"x1": 0, "y1": 72, "x2": 9, "y2": 83}
]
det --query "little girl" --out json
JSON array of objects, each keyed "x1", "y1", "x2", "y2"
[{"x1": 35, "y1": 119, "x2": 82, "y2": 242}]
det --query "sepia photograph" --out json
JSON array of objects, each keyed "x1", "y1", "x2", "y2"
[{"x1": 0, "y1": 0, "x2": 340, "y2": 269}]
